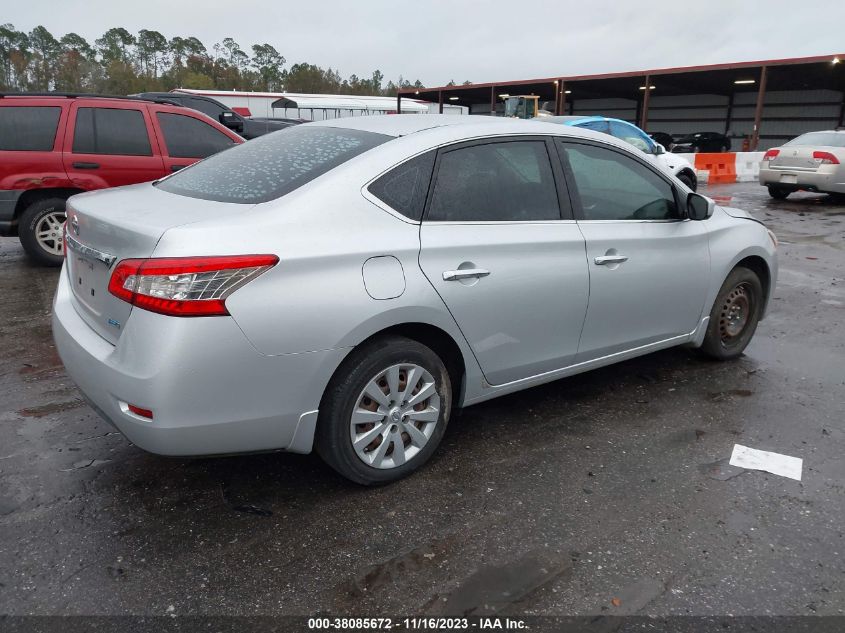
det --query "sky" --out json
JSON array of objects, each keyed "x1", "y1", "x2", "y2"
[{"x1": 6, "y1": 0, "x2": 845, "y2": 88}]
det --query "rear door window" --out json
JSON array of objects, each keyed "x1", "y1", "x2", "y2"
[
  {"x1": 427, "y1": 140, "x2": 560, "y2": 222},
  {"x1": 0, "y1": 106, "x2": 62, "y2": 151},
  {"x1": 156, "y1": 125, "x2": 390, "y2": 203},
  {"x1": 156, "y1": 112, "x2": 236, "y2": 158},
  {"x1": 73, "y1": 107, "x2": 152, "y2": 156},
  {"x1": 368, "y1": 152, "x2": 435, "y2": 221}
]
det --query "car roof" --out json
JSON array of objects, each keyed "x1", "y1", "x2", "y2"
[
  {"x1": 303, "y1": 114, "x2": 641, "y2": 160},
  {"x1": 307, "y1": 113, "x2": 627, "y2": 140},
  {"x1": 0, "y1": 92, "x2": 182, "y2": 107}
]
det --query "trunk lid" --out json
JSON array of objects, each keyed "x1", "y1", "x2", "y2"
[
  {"x1": 64, "y1": 183, "x2": 253, "y2": 344},
  {"x1": 769, "y1": 146, "x2": 819, "y2": 171}
]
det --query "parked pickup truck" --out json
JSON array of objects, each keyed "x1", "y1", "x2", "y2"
[
  {"x1": 0, "y1": 93, "x2": 243, "y2": 265},
  {"x1": 133, "y1": 91, "x2": 300, "y2": 139}
]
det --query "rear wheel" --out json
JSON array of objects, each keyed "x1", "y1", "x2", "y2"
[
  {"x1": 19, "y1": 197, "x2": 67, "y2": 266},
  {"x1": 698, "y1": 266, "x2": 763, "y2": 360},
  {"x1": 315, "y1": 335, "x2": 452, "y2": 485},
  {"x1": 767, "y1": 186, "x2": 789, "y2": 200}
]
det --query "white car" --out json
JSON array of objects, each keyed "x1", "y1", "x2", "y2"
[{"x1": 546, "y1": 115, "x2": 698, "y2": 190}]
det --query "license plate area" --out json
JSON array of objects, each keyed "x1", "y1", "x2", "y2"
[
  {"x1": 69, "y1": 253, "x2": 110, "y2": 316},
  {"x1": 780, "y1": 174, "x2": 798, "y2": 184}
]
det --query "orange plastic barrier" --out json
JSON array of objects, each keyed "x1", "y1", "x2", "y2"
[{"x1": 694, "y1": 153, "x2": 737, "y2": 184}]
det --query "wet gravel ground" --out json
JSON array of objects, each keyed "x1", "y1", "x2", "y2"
[{"x1": 0, "y1": 182, "x2": 843, "y2": 618}]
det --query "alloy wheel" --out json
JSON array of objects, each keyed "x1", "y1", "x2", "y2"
[{"x1": 34, "y1": 211, "x2": 66, "y2": 257}]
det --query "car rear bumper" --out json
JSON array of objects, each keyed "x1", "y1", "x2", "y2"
[
  {"x1": 0, "y1": 189, "x2": 23, "y2": 236},
  {"x1": 52, "y1": 266, "x2": 349, "y2": 456},
  {"x1": 759, "y1": 166, "x2": 845, "y2": 194}
]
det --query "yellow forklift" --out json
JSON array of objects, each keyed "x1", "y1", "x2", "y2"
[{"x1": 501, "y1": 95, "x2": 553, "y2": 119}]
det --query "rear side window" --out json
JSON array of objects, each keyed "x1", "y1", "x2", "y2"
[
  {"x1": 427, "y1": 141, "x2": 560, "y2": 222},
  {"x1": 73, "y1": 107, "x2": 152, "y2": 156},
  {"x1": 0, "y1": 106, "x2": 61, "y2": 151},
  {"x1": 157, "y1": 125, "x2": 390, "y2": 204},
  {"x1": 188, "y1": 98, "x2": 225, "y2": 119},
  {"x1": 368, "y1": 152, "x2": 435, "y2": 221},
  {"x1": 156, "y1": 112, "x2": 235, "y2": 158}
]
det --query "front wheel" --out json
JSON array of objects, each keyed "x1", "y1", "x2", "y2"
[
  {"x1": 697, "y1": 267, "x2": 763, "y2": 360},
  {"x1": 315, "y1": 336, "x2": 452, "y2": 485},
  {"x1": 767, "y1": 186, "x2": 790, "y2": 200},
  {"x1": 19, "y1": 197, "x2": 67, "y2": 266}
]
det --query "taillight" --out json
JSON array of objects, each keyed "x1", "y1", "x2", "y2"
[
  {"x1": 62, "y1": 222, "x2": 68, "y2": 258},
  {"x1": 763, "y1": 149, "x2": 779, "y2": 161},
  {"x1": 812, "y1": 151, "x2": 840, "y2": 165},
  {"x1": 108, "y1": 255, "x2": 279, "y2": 317}
]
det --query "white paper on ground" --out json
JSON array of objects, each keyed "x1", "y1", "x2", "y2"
[{"x1": 729, "y1": 444, "x2": 803, "y2": 481}]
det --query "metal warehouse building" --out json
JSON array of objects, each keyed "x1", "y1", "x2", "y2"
[{"x1": 398, "y1": 54, "x2": 845, "y2": 151}]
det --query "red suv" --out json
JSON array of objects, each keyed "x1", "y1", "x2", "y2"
[{"x1": 0, "y1": 93, "x2": 243, "y2": 265}]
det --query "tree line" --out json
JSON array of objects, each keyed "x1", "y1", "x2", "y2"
[{"x1": 0, "y1": 24, "x2": 467, "y2": 97}]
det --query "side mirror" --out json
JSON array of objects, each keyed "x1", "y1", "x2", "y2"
[
  {"x1": 687, "y1": 192, "x2": 714, "y2": 220},
  {"x1": 654, "y1": 143, "x2": 666, "y2": 155},
  {"x1": 219, "y1": 111, "x2": 244, "y2": 132}
]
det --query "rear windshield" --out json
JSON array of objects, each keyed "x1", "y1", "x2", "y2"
[
  {"x1": 156, "y1": 125, "x2": 391, "y2": 203},
  {"x1": 0, "y1": 106, "x2": 61, "y2": 151},
  {"x1": 784, "y1": 132, "x2": 845, "y2": 148}
]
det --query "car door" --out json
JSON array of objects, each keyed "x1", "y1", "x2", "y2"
[
  {"x1": 556, "y1": 139, "x2": 711, "y2": 362},
  {"x1": 151, "y1": 110, "x2": 238, "y2": 173},
  {"x1": 418, "y1": 137, "x2": 589, "y2": 386},
  {"x1": 63, "y1": 102, "x2": 164, "y2": 189}
]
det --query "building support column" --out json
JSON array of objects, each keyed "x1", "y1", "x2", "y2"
[
  {"x1": 750, "y1": 66, "x2": 768, "y2": 151},
  {"x1": 490, "y1": 86, "x2": 496, "y2": 116},
  {"x1": 557, "y1": 80, "x2": 566, "y2": 115},
  {"x1": 724, "y1": 92, "x2": 734, "y2": 135},
  {"x1": 438, "y1": 90, "x2": 443, "y2": 114},
  {"x1": 639, "y1": 74, "x2": 651, "y2": 130}
]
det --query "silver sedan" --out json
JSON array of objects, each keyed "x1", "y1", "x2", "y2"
[
  {"x1": 53, "y1": 115, "x2": 778, "y2": 485},
  {"x1": 760, "y1": 130, "x2": 845, "y2": 199}
]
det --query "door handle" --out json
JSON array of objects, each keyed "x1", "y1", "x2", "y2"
[
  {"x1": 171, "y1": 164, "x2": 187, "y2": 172},
  {"x1": 594, "y1": 255, "x2": 628, "y2": 265},
  {"x1": 72, "y1": 162, "x2": 100, "y2": 169},
  {"x1": 443, "y1": 268, "x2": 491, "y2": 281}
]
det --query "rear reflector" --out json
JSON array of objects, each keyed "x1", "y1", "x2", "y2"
[
  {"x1": 108, "y1": 255, "x2": 278, "y2": 317},
  {"x1": 763, "y1": 149, "x2": 779, "y2": 161},
  {"x1": 128, "y1": 404, "x2": 154, "y2": 419},
  {"x1": 812, "y1": 151, "x2": 840, "y2": 165}
]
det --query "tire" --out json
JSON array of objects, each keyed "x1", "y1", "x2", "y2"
[
  {"x1": 697, "y1": 267, "x2": 764, "y2": 361},
  {"x1": 767, "y1": 186, "x2": 789, "y2": 200},
  {"x1": 19, "y1": 197, "x2": 67, "y2": 267},
  {"x1": 315, "y1": 335, "x2": 452, "y2": 485},
  {"x1": 720, "y1": 145, "x2": 728, "y2": 153},
  {"x1": 678, "y1": 172, "x2": 696, "y2": 191}
]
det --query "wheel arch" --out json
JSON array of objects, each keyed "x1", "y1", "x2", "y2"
[
  {"x1": 10, "y1": 188, "x2": 85, "y2": 236},
  {"x1": 333, "y1": 322, "x2": 470, "y2": 408}
]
